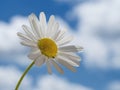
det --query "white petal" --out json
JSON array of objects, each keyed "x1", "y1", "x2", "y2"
[
  {"x1": 57, "y1": 55, "x2": 79, "y2": 67},
  {"x1": 28, "y1": 13, "x2": 42, "y2": 39},
  {"x1": 17, "y1": 32, "x2": 36, "y2": 45},
  {"x1": 76, "y1": 46, "x2": 84, "y2": 51},
  {"x1": 57, "y1": 35, "x2": 73, "y2": 46},
  {"x1": 32, "y1": 18, "x2": 43, "y2": 38},
  {"x1": 51, "y1": 60, "x2": 64, "y2": 74},
  {"x1": 53, "y1": 22, "x2": 59, "y2": 31},
  {"x1": 59, "y1": 45, "x2": 83, "y2": 52},
  {"x1": 20, "y1": 37, "x2": 36, "y2": 46},
  {"x1": 28, "y1": 50, "x2": 40, "y2": 60},
  {"x1": 39, "y1": 12, "x2": 47, "y2": 36},
  {"x1": 46, "y1": 15, "x2": 55, "y2": 37},
  {"x1": 22, "y1": 25, "x2": 37, "y2": 41},
  {"x1": 35, "y1": 55, "x2": 45, "y2": 66},
  {"x1": 56, "y1": 57, "x2": 76, "y2": 72},
  {"x1": 20, "y1": 41, "x2": 37, "y2": 48},
  {"x1": 55, "y1": 29, "x2": 66, "y2": 41},
  {"x1": 51, "y1": 22, "x2": 59, "y2": 39},
  {"x1": 30, "y1": 47, "x2": 39, "y2": 52},
  {"x1": 52, "y1": 30, "x2": 60, "y2": 40},
  {"x1": 17, "y1": 32, "x2": 32, "y2": 41},
  {"x1": 59, "y1": 52, "x2": 81, "y2": 61},
  {"x1": 46, "y1": 60, "x2": 52, "y2": 74}
]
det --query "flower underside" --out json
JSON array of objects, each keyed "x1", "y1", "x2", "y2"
[{"x1": 37, "y1": 38, "x2": 58, "y2": 58}]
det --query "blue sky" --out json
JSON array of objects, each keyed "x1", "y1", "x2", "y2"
[{"x1": 0, "y1": 0, "x2": 120, "y2": 90}]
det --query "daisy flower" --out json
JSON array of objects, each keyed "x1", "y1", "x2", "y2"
[{"x1": 17, "y1": 12, "x2": 83, "y2": 74}]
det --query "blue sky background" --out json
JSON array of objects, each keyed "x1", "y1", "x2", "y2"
[{"x1": 0, "y1": 0, "x2": 120, "y2": 90}]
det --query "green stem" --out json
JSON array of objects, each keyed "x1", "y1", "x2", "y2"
[{"x1": 15, "y1": 61, "x2": 35, "y2": 90}]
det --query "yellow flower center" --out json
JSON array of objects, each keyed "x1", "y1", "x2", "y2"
[{"x1": 37, "y1": 38, "x2": 58, "y2": 58}]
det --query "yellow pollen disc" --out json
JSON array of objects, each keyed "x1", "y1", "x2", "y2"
[{"x1": 37, "y1": 38, "x2": 58, "y2": 58}]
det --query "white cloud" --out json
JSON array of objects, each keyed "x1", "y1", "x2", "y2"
[
  {"x1": 35, "y1": 75, "x2": 93, "y2": 90},
  {"x1": 0, "y1": 66, "x2": 33, "y2": 90},
  {"x1": 69, "y1": 0, "x2": 120, "y2": 69},
  {"x1": 75, "y1": 35, "x2": 109, "y2": 69},
  {"x1": 0, "y1": 16, "x2": 27, "y2": 52},
  {"x1": 106, "y1": 81, "x2": 120, "y2": 90},
  {"x1": 75, "y1": 0, "x2": 120, "y2": 33},
  {"x1": 0, "y1": 16, "x2": 30, "y2": 66},
  {"x1": 0, "y1": 66, "x2": 93, "y2": 90}
]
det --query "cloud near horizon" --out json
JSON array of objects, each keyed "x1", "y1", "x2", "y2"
[{"x1": 0, "y1": 66, "x2": 93, "y2": 90}]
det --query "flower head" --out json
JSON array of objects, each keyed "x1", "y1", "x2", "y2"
[{"x1": 17, "y1": 12, "x2": 83, "y2": 74}]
